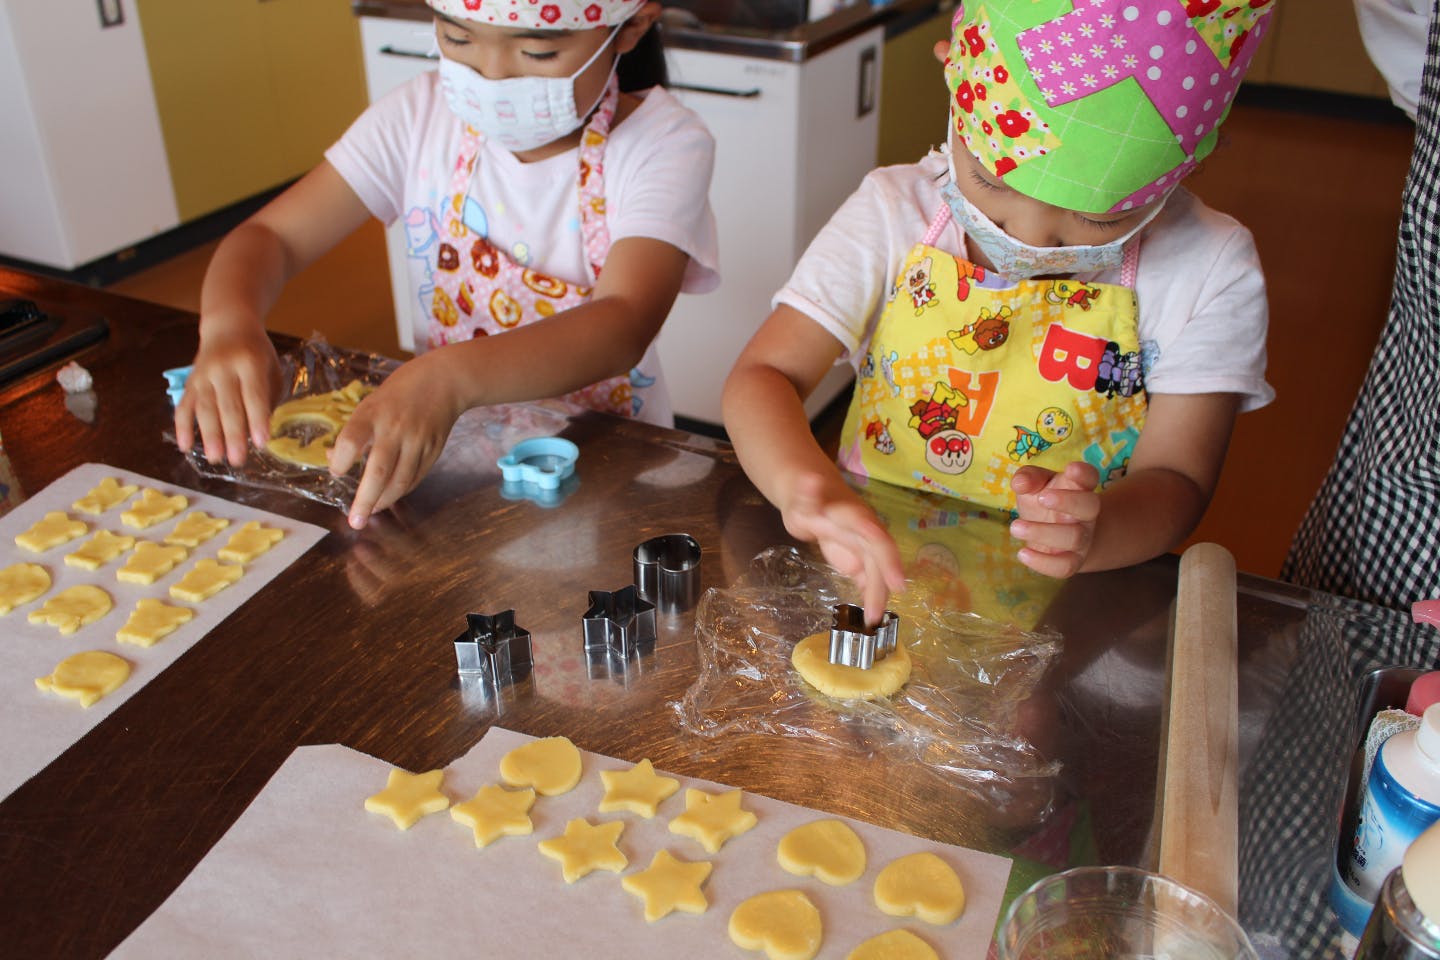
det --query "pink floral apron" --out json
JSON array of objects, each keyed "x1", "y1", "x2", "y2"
[{"x1": 425, "y1": 76, "x2": 667, "y2": 423}]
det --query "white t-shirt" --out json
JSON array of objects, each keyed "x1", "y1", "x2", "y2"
[
  {"x1": 327, "y1": 71, "x2": 720, "y2": 344},
  {"x1": 1355, "y1": 0, "x2": 1432, "y2": 120},
  {"x1": 775, "y1": 151, "x2": 1274, "y2": 412}
]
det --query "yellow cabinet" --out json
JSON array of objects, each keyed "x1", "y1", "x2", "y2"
[{"x1": 137, "y1": 0, "x2": 367, "y2": 222}]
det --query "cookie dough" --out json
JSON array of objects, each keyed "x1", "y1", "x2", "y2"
[
  {"x1": 364, "y1": 768, "x2": 450, "y2": 830},
  {"x1": 728, "y1": 889, "x2": 823, "y2": 960},
  {"x1": 0, "y1": 562, "x2": 50, "y2": 614},
  {"x1": 163, "y1": 511, "x2": 230, "y2": 547},
  {"x1": 873, "y1": 853, "x2": 965, "y2": 925},
  {"x1": 266, "y1": 379, "x2": 374, "y2": 469},
  {"x1": 35, "y1": 650, "x2": 131, "y2": 707},
  {"x1": 64, "y1": 530, "x2": 136, "y2": 570},
  {"x1": 792, "y1": 633, "x2": 912, "y2": 700},
  {"x1": 846, "y1": 930, "x2": 939, "y2": 960},
  {"x1": 217, "y1": 521, "x2": 286, "y2": 563},
  {"x1": 622, "y1": 850, "x2": 713, "y2": 923},
  {"x1": 117, "y1": 541, "x2": 188, "y2": 585},
  {"x1": 499, "y1": 735, "x2": 582, "y2": 796},
  {"x1": 777, "y1": 819, "x2": 867, "y2": 886},
  {"x1": 668, "y1": 788, "x2": 758, "y2": 854},
  {"x1": 72, "y1": 477, "x2": 138, "y2": 514},
  {"x1": 16, "y1": 512, "x2": 87, "y2": 552},
  {"x1": 537, "y1": 817, "x2": 628, "y2": 883},
  {"x1": 121, "y1": 489, "x2": 189, "y2": 529},
  {"x1": 169, "y1": 559, "x2": 243, "y2": 602},
  {"x1": 449, "y1": 784, "x2": 536, "y2": 847},
  {"x1": 117, "y1": 598, "x2": 195, "y2": 647},
  {"x1": 599, "y1": 758, "x2": 680, "y2": 818},
  {"x1": 28, "y1": 584, "x2": 113, "y2": 635}
]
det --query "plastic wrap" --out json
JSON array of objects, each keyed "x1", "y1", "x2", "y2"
[{"x1": 675, "y1": 546, "x2": 1063, "y2": 804}]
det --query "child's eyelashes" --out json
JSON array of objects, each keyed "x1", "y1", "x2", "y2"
[
  {"x1": 1077, "y1": 214, "x2": 1129, "y2": 232},
  {"x1": 522, "y1": 50, "x2": 560, "y2": 61},
  {"x1": 968, "y1": 170, "x2": 1004, "y2": 192}
]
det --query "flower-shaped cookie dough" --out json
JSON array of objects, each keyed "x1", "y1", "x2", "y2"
[
  {"x1": 16, "y1": 512, "x2": 87, "y2": 553},
  {"x1": 117, "y1": 598, "x2": 195, "y2": 647},
  {"x1": 65, "y1": 530, "x2": 136, "y2": 570},
  {"x1": 0, "y1": 562, "x2": 51, "y2": 614},
  {"x1": 364, "y1": 768, "x2": 450, "y2": 830},
  {"x1": 622, "y1": 849, "x2": 713, "y2": 923},
  {"x1": 777, "y1": 819, "x2": 867, "y2": 886},
  {"x1": 449, "y1": 784, "x2": 536, "y2": 847},
  {"x1": 28, "y1": 584, "x2": 112, "y2": 635},
  {"x1": 668, "y1": 788, "x2": 758, "y2": 854},
  {"x1": 537, "y1": 817, "x2": 628, "y2": 883},
  {"x1": 72, "y1": 477, "x2": 138, "y2": 515},
  {"x1": 169, "y1": 559, "x2": 243, "y2": 602},
  {"x1": 499, "y1": 735, "x2": 582, "y2": 796},
  {"x1": 117, "y1": 541, "x2": 188, "y2": 585},
  {"x1": 599, "y1": 758, "x2": 680, "y2": 818},
  {"x1": 872, "y1": 852, "x2": 965, "y2": 925},
  {"x1": 846, "y1": 930, "x2": 938, "y2": 960},
  {"x1": 121, "y1": 489, "x2": 188, "y2": 529},
  {"x1": 217, "y1": 521, "x2": 286, "y2": 563},
  {"x1": 728, "y1": 889, "x2": 822, "y2": 960},
  {"x1": 36, "y1": 650, "x2": 131, "y2": 707},
  {"x1": 163, "y1": 511, "x2": 230, "y2": 548}
]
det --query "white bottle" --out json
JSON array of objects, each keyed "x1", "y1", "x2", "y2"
[{"x1": 1346, "y1": 704, "x2": 1440, "y2": 905}]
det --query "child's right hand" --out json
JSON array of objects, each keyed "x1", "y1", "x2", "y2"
[
  {"x1": 174, "y1": 324, "x2": 283, "y2": 466},
  {"x1": 780, "y1": 472, "x2": 907, "y2": 625}
]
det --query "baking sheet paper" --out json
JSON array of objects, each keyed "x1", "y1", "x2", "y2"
[
  {"x1": 0, "y1": 463, "x2": 326, "y2": 800},
  {"x1": 115, "y1": 727, "x2": 1012, "y2": 959}
]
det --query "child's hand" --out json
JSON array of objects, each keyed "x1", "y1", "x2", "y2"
[
  {"x1": 175, "y1": 325, "x2": 283, "y2": 466},
  {"x1": 1009, "y1": 461, "x2": 1101, "y2": 578},
  {"x1": 781, "y1": 472, "x2": 907, "y2": 624},
  {"x1": 328, "y1": 354, "x2": 463, "y2": 530}
]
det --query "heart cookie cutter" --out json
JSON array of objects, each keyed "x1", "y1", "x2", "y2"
[
  {"x1": 453, "y1": 610, "x2": 533, "y2": 687},
  {"x1": 633, "y1": 533, "x2": 701, "y2": 614},
  {"x1": 827, "y1": 603, "x2": 899, "y2": 670},
  {"x1": 582, "y1": 585, "x2": 656, "y2": 661}
]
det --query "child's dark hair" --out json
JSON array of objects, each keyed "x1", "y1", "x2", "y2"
[{"x1": 618, "y1": 23, "x2": 668, "y2": 92}]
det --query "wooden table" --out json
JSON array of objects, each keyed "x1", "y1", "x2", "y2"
[{"x1": 0, "y1": 268, "x2": 1429, "y2": 958}]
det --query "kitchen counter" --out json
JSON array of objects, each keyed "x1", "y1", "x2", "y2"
[
  {"x1": 0, "y1": 267, "x2": 1433, "y2": 957},
  {"x1": 353, "y1": 0, "x2": 943, "y2": 61}
]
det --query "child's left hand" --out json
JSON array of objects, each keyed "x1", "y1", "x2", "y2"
[
  {"x1": 1009, "y1": 461, "x2": 1101, "y2": 578},
  {"x1": 328, "y1": 354, "x2": 464, "y2": 530}
]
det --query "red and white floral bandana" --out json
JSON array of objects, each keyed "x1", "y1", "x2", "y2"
[{"x1": 426, "y1": 0, "x2": 644, "y2": 29}]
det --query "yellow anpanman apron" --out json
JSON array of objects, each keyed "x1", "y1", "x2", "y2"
[{"x1": 838, "y1": 204, "x2": 1148, "y2": 515}]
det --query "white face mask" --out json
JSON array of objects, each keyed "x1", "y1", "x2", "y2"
[
  {"x1": 438, "y1": 26, "x2": 622, "y2": 153},
  {"x1": 941, "y1": 151, "x2": 1166, "y2": 281}
]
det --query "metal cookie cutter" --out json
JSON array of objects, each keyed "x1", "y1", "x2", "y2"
[
  {"x1": 633, "y1": 533, "x2": 701, "y2": 614},
  {"x1": 827, "y1": 603, "x2": 899, "y2": 669},
  {"x1": 582, "y1": 585, "x2": 656, "y2": 660},
  {"x1": 453, "y1": 610, "x2": 533, "y2": 687}
]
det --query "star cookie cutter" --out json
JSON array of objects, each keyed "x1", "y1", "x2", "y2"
[
  {"x1": 633, "y1": 533, "x2": 701, "y2": 614},
  {"x1": 496, "y1": 437, "x2": 578, "y2": 491},
  {"x1": 827, "y1": 603, "x2": 899, "y2": 669},
  {"x1": 453, "y1": 610, "x2": 533, "y2": 687},
  {"x1": 582, "y1": 585, "x2": 656, "y2": 661}
]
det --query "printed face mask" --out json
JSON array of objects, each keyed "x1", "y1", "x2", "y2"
[
  {"x1": 439, "y1": 26, "x2": 621, "y2": 153},
  {"x1": 941, "y1": 151, "x2": 1166, "y2": 281}
]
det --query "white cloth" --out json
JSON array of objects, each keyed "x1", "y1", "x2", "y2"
[
  {"x1": 774, "y1": 151, "x2": 1274, "y2": 413},
  {"x1": 326, "y1": 71, "x2": 720, "y2": 346},
  {"x1": 1355, "y1": 0, "x2": 1433, "y2": 119}
]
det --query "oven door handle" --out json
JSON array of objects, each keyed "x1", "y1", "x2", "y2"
[
  {"x1": 669, "y1": 82, "x2": 762, "y2": 99},
  {"x1": 379, "y1": 44, "x2": 439, "y2": 61}
]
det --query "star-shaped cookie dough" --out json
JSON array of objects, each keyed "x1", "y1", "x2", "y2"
[
  {"x1": 599, "y1": 758, "x2": 680, "y2": 818},
  {"x1": 117, "y1": 598, "x2": 195, "y2": 647},
  {"x1": 28, "y1": 584, "x2": 113, "y2": 635},
  {"x1": 0, "y1": 562, "x2": 51, "y2": 614},
  {"x1": 538, "y1": 817, "x2": 628, "y2": 883},
  {"x1": 450, "y1": 784, "x2": 536, "y2": 847},
  {"x1": 163, "y1": 511, "x2": 230, "y2": 547},
  {"x1": 116, "y1": 541, "x2": 188, "y2": 584},
  {"x1": 170, "y1": 558, "x2": 243, "y2": 602},
  {"x1": 120, "y1": 489, "x2": 189, "y2": 529},
  {"x1": 364, "y1": 768, "x2": 450, "y2": 830},
  {"x1": 217, "y1": 521, "x2": 286, "y2": 563},
  {"x1": 36, "y1": 650, "x2": 130, "y2": 707},
  {"x1": 16, "y1": 512, "x2": 87, "y2": 552},
  {"x1": 621, "y1": 849, "x2": 713, "y2": 923},
  {"x1": 668, "y1": 788, "x2": 758, "y2": 854},
  {"x1": 65, "y1": 530, "x2": 136, "y2": 570},
  {"x1": 72, "y1": 477, "x2": 138, "y2": 515}
]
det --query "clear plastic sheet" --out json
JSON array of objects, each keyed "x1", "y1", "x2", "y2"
[{"x1": 675, "y1": 546, "x2": 1064, "y2": 805}]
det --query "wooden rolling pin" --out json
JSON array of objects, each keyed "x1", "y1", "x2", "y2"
[{"x1": 1158, "y1": 541, "x2": 1240, "y2": 916}]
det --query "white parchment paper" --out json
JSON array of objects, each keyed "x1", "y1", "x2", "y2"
[
  {"x1": 0, "y1": 463, "x2": 326, "y2": 800},
  {"x1": 115, "y1": 727, "x2": 1012, "y2": 959}
]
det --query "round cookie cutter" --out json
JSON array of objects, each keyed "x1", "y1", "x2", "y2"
[{"x1": 496, "y1": 437, "x2": 579, "y2": 491}]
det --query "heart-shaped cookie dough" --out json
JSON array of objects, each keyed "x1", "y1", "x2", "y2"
[
  {"x1": 777, "y1": 818, "x2": 866, "y2": 886},
  {"x1": 499, "y1": 735, "x2": 582, "y2": 796},
  {"x1": 846, "y1": 929, "x2": 938, "y2": 960},
  {"x1": 872, "y1": 852, "x2": 965, "y2": 925},
  {"x1": 728, "y1": 889, "x2": 822, "y2": 960}
]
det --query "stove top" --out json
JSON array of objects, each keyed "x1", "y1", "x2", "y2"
[{"x1": 0, "y1": 298, "x2": 109, "y2": 387}]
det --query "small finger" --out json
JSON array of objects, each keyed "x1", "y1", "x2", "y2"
[
  {"x1": 212, "y1": 380, "x2": 251, "y2": 466},
  {"x1": 328, "y1": 423, "x2": 365, "y2": 479},
  {"x1": 1017, "y1": 546, "x2": 1082, "y2": 579},
  {"x1": 174, "y1": 392, "x2": 196, "y2": 453},
  {"x1": 192, "y1": 392, "x2": 225, "y2": 464},
  {"x1": 1011, "y1": 518, "x2": 1087, "y2": 554},
  {"x1": 240, "y1": 377, "x2": 274, "y2": 449},
  {"x1": 369, "y1": 445, "x2": 420, "y2": 516},
  {"x1": 348, "y1": 440, "x2": 397, "y2": 530},
  {"x1": 1034, "y1": 489, "x2": 1101, "y2": 522},
  {"x1": 861, "y1": 551, "x2": 890, "y2": 627}
]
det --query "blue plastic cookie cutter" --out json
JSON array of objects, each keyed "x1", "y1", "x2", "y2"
[
  {"x1": 496, "y1": 437, "x2": 578, "y2": 490},
  {"x1": 162, "y1": 365, "x2": 192, "y2": 407}
]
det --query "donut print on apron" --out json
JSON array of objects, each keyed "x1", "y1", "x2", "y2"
[
  {"x1": 426, "y1": 75, "x2": 657, "y2": 420},
  {"x1": 837, "y1": 202, "x2": 1148, "y2": 514}
]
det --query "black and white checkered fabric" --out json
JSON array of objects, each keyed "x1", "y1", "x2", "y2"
[{"x1": 1282, "y1": 0, "x2": 1440, "y2": 611}]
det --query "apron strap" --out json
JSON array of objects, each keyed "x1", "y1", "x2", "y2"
[
  {"x1": 1120, "y1": 237, "x2": 1140, "y2": 288},
  {"x1": 922, "y1": 201, "x2": 952, "y2": 247}
]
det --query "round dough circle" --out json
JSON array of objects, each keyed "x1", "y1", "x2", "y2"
[
  {"x1": 791, "y1": 633, "x2": 911, "y2": 700},
  {"x1": 499, "y1": 735, "x2": 583, "y2": 796}
]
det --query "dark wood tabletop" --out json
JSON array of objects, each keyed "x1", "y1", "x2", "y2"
[{"x1": 0, "y1": 267, "x2": 1429, "y2": 958}]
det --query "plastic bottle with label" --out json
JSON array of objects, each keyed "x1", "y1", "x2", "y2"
[
  {"x1": 1346, "y1": 704, "x2": 1440, "y2": 905},
  {"x1": 1353, "y1": 818, "x2": 1440, "y2": 959}
]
